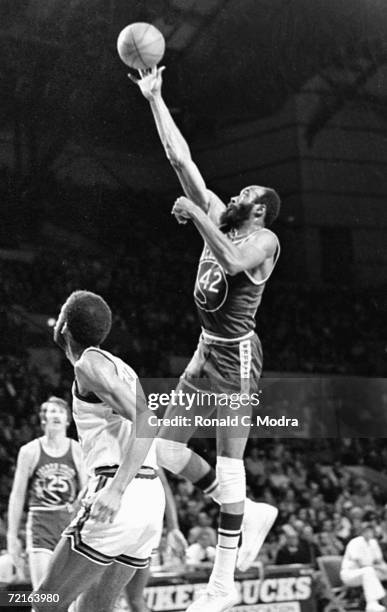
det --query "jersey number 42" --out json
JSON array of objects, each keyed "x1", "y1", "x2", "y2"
[{"x1": 194, "y1": 260, "x2": 228, "y2": 312}]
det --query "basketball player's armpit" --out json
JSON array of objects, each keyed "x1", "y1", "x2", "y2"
[{"x1": 75, "y1": 355, "x2": 137, "y2": 421}]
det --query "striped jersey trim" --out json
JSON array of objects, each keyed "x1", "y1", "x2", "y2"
[
  {"x1": 65, "y1": 530, "x2": 115, "y2": 566},
  {"x1": 204, "y1": 481, "x2": 219, "y2": 495},
  {"x1": 29, "y1": 505, "x2": 71, "y2": 512},
  {"x1": 115, "y1": 554, "x2": 150, "y2": 569},
  {"x1": 239, "y1": 339, "x2": 252, "y2": 394},
  {"x1": 64, "y1": 504, "x2": 115, "y2": 566},
  {"x1": 64, "y1": 507, "x2": 151, "y2": 568},
  {"x1": 202, "y1": 328, "x2": 254, "y2": 344},
  {"x1": 73, "y1": 379, "x2": 102, "y2": 404},
  {"x1": 94, "y1": 465, "x2": 157, "y2": 480}
]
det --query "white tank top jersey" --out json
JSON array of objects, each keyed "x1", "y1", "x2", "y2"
[{"x1": 72, "y1": 347, "x2": 157, "y2": 477}]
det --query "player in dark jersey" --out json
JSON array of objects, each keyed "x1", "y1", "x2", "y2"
[
  {"x1": 132, "y1": 67, "x2": 280, "y2": 612},
  {"x1": 7, "y1": 397, "x2": 86, "y2": 589}
]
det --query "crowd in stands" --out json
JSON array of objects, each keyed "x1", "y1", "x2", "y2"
[
  {"x1": 158, "y1": 438, "x2": 387, "y2": 568},
  {"x1": 1, "y1": 250, "x2": 386, "y2": 377}
]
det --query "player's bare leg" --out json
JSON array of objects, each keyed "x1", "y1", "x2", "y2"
[
  {"x1": 157, "y1": 380, "x2": 218, "y2": 491},
  {"x1": 125, "y1": 566, "x2": 151, "y2": 612},
  {"x1": 31, "y1": 537, "x2": 109, "y2": 612},
  {"x1": 28, "y1": 551, "x2": 52, "y2": 590},
  {"x1": 75, "y1": 562, "x2": 136, "y2": 612}
]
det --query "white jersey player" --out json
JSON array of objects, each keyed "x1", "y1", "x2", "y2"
[{"x1": 32, "y1": 290, "x2": 164, "y2": 612}]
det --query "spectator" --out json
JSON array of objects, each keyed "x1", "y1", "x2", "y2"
[
  {"x1": 188, "y1": 512, "x2": 216, "y2": 547},
  {"x1": 275, "y1": 528, "x2": 314, "y2": 565},
  {"x1": 300, "y1": 525, "x2": 321, "y2": 568},
  {"x1": 318, "y1": 531, "x2": 344, "y2": 556},
  {"x1": 341, "y1": 522, "x2": 387, "y2": 612},
  {"x1": 351, "y1": 479, "x2": 376, "y2": 509},
  {"x1": 186, "y1": 530, "x2": 216, "y2": 566}
]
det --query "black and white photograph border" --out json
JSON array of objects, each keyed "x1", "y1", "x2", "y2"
[{"x1": 1, "y1": 1, "x2": 387, "y2": 612}]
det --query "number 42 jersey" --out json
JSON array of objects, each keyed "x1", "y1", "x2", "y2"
[{"x1": 194, "y1": 229, "x2": 280, "y2": 339}]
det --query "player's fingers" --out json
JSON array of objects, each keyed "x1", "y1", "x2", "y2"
[
  {"x1": 92, "y1": 502, "x2": 115, "y2": 523},
  {"x1": 128, "y1": 72, "x2": 139, "y2": 84},
  {"x1": 158, "y1": 66, "x2": 166, "y2": 76}
]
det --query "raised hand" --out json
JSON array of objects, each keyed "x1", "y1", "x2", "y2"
[{"x1": 128, "y1": 66, "x2": 165, "y2": 101}]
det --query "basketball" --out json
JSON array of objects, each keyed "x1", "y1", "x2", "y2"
[{"x1": 117, "y1": 23, "x2": 165, "y2": 71}]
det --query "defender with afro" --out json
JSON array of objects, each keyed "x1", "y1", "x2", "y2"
[
  {"x1": 54, "y1": 290, "x2": 112, "y2": 351},
  {"x1": 33, "y1": 291, "x2": 164, "y2": 612}
]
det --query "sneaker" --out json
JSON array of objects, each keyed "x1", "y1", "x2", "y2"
[
  {"x1": 366, "y1": 604, "x2": 385, "y2": 612},
  {"x1": 237, "y1": 500, "x2": 278, "y2": 572},
  {"x1": 185, "y1": 586, "x2": 239, "y2": 612}
]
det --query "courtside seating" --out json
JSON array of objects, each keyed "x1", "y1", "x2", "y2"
[{"x1": 317, "y1": 556, "x2": 361, "y2": 612}]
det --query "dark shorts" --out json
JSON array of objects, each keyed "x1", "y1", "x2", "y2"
[
  {"x1": 182, "y1": 331, "x2": 263, "y2": 395},
  {"x1": 26, "y1": 508, "x2": 74, "y2": 553}
]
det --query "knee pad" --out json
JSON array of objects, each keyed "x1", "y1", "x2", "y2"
[
  {"x1": 216, "y1": 456, "x2": 246, "y2": 504},
  {"x1": 156, "y1": 439, "x2": 191, "y2": 474}
]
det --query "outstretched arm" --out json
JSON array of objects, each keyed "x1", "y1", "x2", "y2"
[{"x1": 130, "y1": 68, "x2": 225, "y2": 221}]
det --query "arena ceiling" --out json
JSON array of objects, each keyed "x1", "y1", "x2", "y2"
[{"x1": 1, "y1": 0, "x2": 387, "y2": 153}]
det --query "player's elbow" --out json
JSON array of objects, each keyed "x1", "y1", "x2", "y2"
[
  {"x1": 166, "y1": 147, "x2": 190, "y2": 171},
  {"x1": 225, "y1": 257, "x2": 243, "y2": 276},
  {"x1": 167, "y1": 150, "x2": 180, "y2": 167}
]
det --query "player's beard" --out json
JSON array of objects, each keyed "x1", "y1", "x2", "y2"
[{"x1": 219, "y1": 202, "x2": 255, "y2": 233}]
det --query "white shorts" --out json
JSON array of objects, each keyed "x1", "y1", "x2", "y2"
[{"x1": 63, "y1": 466, "x2": 165, "y2": 568}]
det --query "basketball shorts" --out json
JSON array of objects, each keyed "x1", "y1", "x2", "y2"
[
  {"x1": 63, "y1": 466, "x2": 165, "y2": 568},
  {"x1": 182, "y1": 330, "x2": 263, "y2": 395},
  {"x1": 26, "y1": 507, "x2": 74, "y2": 554}
]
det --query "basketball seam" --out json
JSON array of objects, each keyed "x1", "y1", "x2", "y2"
[
  {"x1": 137, "y1": 23, "x2": 151, "y2": 49},
  {"x1": 131, "y1": 29, "x2": 147, "y2": 71},
  {"x1": 135, "y1": 36, "x2": 164, "y2": 52}
]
